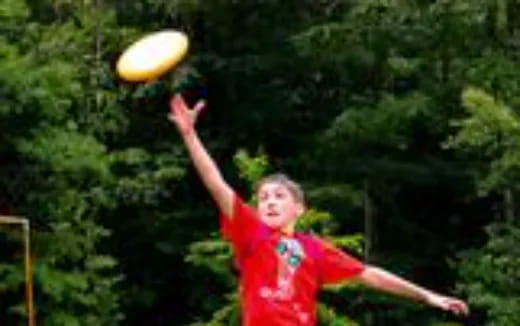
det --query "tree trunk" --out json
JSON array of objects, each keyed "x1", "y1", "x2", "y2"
[
  {"x1": 364, "y1": 181, "x2": 376, "y2": 263},
  {"x1": 495, "y1": 0, "x2": 508, "y2": 43},
  {"x1": 95, "y1": 0, "x2": 104, "y2": 110},
  {"x1": 504, "y1": 188, "x2": 514, "y2": 223}
]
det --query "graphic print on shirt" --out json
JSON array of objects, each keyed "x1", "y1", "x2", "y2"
[{"x1": 260, "y1": 236, "x2": 305, "y2": 301}]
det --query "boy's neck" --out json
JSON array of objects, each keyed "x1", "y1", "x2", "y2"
[{"x1": 279, "y1": 222, "x2": 296, "y2": 236}]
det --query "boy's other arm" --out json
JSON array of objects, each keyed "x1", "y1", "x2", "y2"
[
  {"x1": 357, "y1": 265, "x2": 469, "y2": 316},
  {"x1": 169, "y1": 95, "x2": 234, "y2": 217}
]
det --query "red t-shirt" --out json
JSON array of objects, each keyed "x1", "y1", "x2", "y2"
[{"x1": 220, "y1": 195, "x2": 365, "y2": 326}]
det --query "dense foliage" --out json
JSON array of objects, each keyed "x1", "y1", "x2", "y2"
[{"x1": 1, "y1": 0, "x2": 519, "y2": 325}]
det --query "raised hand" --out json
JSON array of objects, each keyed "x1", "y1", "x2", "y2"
[
  {"x1": 168, "y1": 94, "x2": 206, "y2": 136},
  {"x1": 167, "y1": 93, "x2": 234, "y2": 216}
]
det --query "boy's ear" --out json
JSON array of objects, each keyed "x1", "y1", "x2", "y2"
[{"x1": 297, "y1": 203, "x2": 306, "y2": 216}]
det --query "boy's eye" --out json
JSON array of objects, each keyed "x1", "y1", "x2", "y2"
[{"x1": 275, "y1": 192, "x2": 285, "y2": 199}]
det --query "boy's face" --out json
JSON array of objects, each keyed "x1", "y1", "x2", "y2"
[{"x1": 257, "y1": 182, "x2": 304, "y2": 232}]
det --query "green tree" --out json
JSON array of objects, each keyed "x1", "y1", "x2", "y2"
[
  {"x1": 446, "y1": 87, "x2": 520, "y2": 325},
  {"x1": 2, "y1": 0, "x2": 518, "y2": 325}
]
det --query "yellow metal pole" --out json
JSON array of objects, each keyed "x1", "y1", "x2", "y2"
[
  {"x1": 0, "y1": 215, "x2": 26, "y2": 225},
  {"x1": 0, "y1": 216, "x2": 36, "y2": 326},
  {"x1": 23, "y1": 221, "x2": 35, "y2": 326}
]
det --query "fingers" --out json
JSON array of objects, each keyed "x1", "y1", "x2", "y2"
[
  {"x1": 168, "y1": 94, "x2": 207, "y2": 127},
  {"x1": 453, "y1": 302, "x2": 469, "y2": 315},
  {"x1": 445, "y1": 299, "x2": 469, "y2": 316},
  {"x1": 167, "y1": 112, "x2": 177, "y2": 124},
  {"x1": 168, "y1": 96, "x2": 179, "y2": 123},
  {"x1": 168, "y1": 95, "x2": 183, "y2": 125},
  {"x1": 170, "y1": 94, "x2": 182, "y2": 113},
  {"x1": 193, "y1": 100, "x2": 206, "y2": 118},
  {"x1": 170, "y1": 94, "x2": 205, "y2": 113}
]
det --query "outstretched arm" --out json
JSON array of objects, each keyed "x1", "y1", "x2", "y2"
[
  {"x1": 168, "y1": 94, "x2": 234, "y2": 217},
  {"x1": 357, "y1": 265, "x2": 469, "y2": 316}
]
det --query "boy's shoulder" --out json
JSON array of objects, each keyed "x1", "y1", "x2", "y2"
[
  {"x1": 295, "y1": 231, "x2": 327, "y2": 245},
  {"x1": 295, "y1": 232, "x2": 355, "y2": 260},
  {"x1": 294, "y1": 232, "x2": 329, "y2": 259}
]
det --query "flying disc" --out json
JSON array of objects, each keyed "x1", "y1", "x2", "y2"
[{"x1": 116, "y1": 30, "x2": 189, "y2": 82}]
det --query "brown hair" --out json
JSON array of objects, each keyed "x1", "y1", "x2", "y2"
[{"x1": 255, "y1": 173, "x2": 305, "y2": 204}]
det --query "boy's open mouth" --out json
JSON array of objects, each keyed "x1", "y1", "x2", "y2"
[{"x1": 266, "y1": 211, "x2": 279, "y2": 218}]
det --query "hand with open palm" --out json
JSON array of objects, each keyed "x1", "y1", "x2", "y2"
[
  {"x1": 425, "y1": 292, "x2": 469, "y2": 316},
  {"x1": 168, "y1": 94, "x2": 206, "y2": 136}
]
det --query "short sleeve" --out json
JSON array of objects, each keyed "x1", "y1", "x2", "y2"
[
  {"x1": 219, "y1": 194, "x2": 266, "y2": 262},
  {"x1": 315, "y1": 238, "x2": 365, "y2": 285}
]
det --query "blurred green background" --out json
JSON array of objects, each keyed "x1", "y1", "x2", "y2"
[{"x1": 1, "y1": 0, "x2": 519, "y2": 325}]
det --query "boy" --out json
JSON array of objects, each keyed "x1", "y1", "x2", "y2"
[{"x1": 168, "y1": 94, "x2": 469, "y2": 325}]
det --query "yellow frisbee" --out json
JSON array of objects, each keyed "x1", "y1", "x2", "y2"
[{"x1": 116, "y1": 30, "x2": 189, "y2": 82}]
